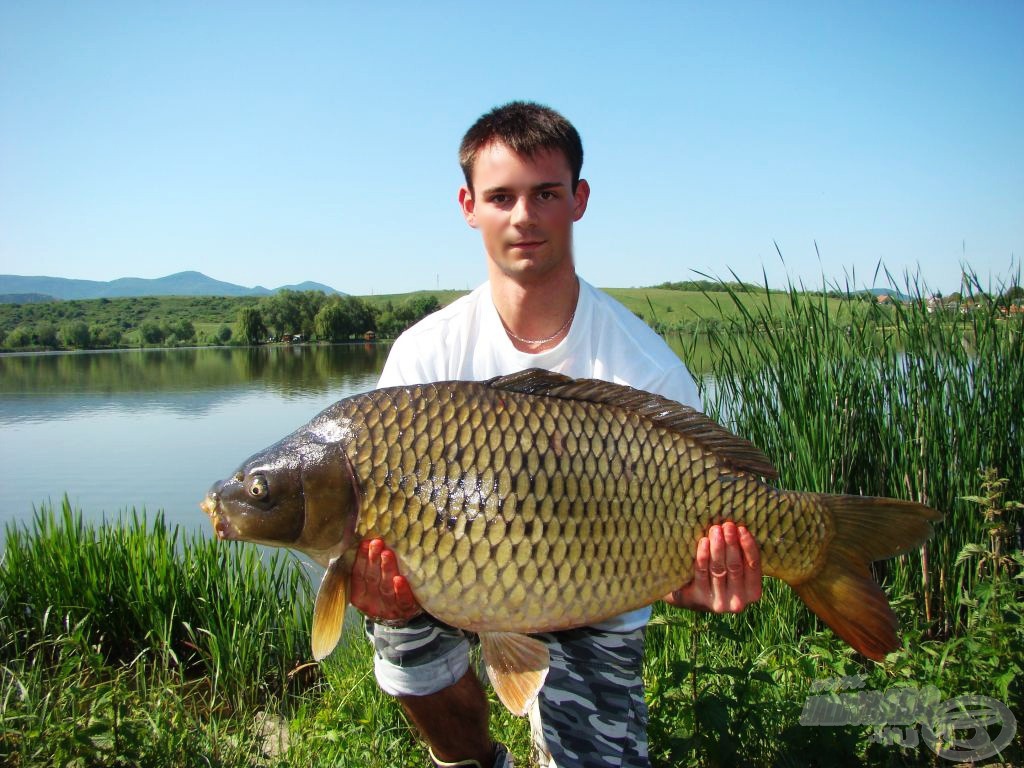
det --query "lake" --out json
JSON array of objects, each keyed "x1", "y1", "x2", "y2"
[{"x1": 0, "y1": 344, "x2": 390, "y2": 536}]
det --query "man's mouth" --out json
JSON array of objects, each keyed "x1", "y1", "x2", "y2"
[{"x1": 510, "y1": 240, "x2": 545, "y2": 250}]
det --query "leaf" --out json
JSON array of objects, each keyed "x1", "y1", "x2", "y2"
[{"x1": 954, "y1": 543, "x2": 988, "y2": 567}]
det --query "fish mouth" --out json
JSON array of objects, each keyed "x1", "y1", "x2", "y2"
[{"x1": 200, "y1": 494, "x2": 236, "y2": 541}]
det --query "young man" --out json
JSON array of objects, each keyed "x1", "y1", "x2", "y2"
[{"x1": 350, "y1": 102, "x2": 763, "y2": 768}]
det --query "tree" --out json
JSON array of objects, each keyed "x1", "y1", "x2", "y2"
[
  {"x1": 260, "y1": 290, "x2": 326, "y2": 338},
  {"x1": 91, "y1": 324, "x2": 122, "y2": 347},
  {"x1": 6, "y1": 325, "x2": 33, "y2": 348},
  {"x1": 140, "y1": 321, "x2": 166, "y2": 345},
  {"x1": 167, "y1": 319, "x2": 196, "y2": 343},
  {"x1": 315, "y1": 304, "x2": 349, "y2": 342},
  {"x1": 59, "y1": 321, "x2": 92, "y2": 349},
  {"x1": 35, "y1": 322, "x2": 58, "y2": 348},
  {"x1": 217, "y1": 325, "x2": 233, "y2": 343},
  {"x1": 1001, "y1": 285, "x2": 1024, "y2": 304},
  {"x1": 237, "y1": 307, "x2": 267, "y2": 345}
]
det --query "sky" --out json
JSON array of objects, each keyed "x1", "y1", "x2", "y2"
[{"x1": 1, "y1": 2, "x2": 1022, "y2": 297}]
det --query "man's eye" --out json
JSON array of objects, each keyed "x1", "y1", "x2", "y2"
[
  {"x1": 490, "y1": 194, "x2": 509, "y2": 204},
  {"x1": 538, "y1": 191, "x2": 556, "y2": 201}
]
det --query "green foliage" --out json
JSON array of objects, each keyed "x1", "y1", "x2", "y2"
[
  {"x1": 35, "y1": 321, "x2": 58, "y2": 347},
  {"x1": 259, "y1": 290, "x2": 326, "y2": 339},
  {"x1": 0, "y1": 295, "x2": 264, "y2": 350},
  {"x1": 374, "y1": 294, "x2": 441, "y2": 338},
  {"x1": 5, "y1": 324, "x2": 33, "y2": 347},
  {"x1": 140, "y1": 320, "x2": 166, "y2": 344},
  {"x1": 58, "y1": 320, "x2": 91, "y2": 348},
  {"x1": 0, "y1": 502, "x2": 312, "y2": 710},
  {"x1": 237, "y1": 307, "x2": 268, "y2": 345},
  {"x1": 216, "y1": 324, "x2": 233, "y2": 343},
  {"x1": 314, "y1": 297, "x2": 375, "y2": 342},
  {"x1": 654, "y1": 279, "x2": 758, "y2": 293}
]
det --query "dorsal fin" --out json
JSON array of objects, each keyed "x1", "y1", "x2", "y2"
[{"x1": 485, "y1": 368, "x2": 777, "y2": 478}]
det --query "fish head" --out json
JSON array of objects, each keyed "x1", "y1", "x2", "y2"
[{"x1": 201, "y1": 417, "x2": 359, "y2": 559}]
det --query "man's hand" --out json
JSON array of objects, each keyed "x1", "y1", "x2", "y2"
[
  {"x1": 663, "y1": 522, "x2": 763, "y2": 613},
  {"x1": 349, "y1": 538, "x2": 422, "y2": 624}
]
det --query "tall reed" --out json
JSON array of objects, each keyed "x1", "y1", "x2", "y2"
[
  {"x1": 684, "y1": 272, "x2": 1023, "y2": 638},
  {"x1": 0, "y1": 499, "x2": 313, "y2": 711}
]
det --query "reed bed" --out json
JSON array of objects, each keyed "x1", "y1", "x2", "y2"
[
  {"x1": 688, "y1": 274, "x2": 1022, "y2": 635},
  {"x1": 643, "y1": 272, "x2": 1023, "y2": 765}
]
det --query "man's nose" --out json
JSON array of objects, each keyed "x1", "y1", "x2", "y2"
[{"x1": 510, "y1": 195, "x2": 536, "y2": 226}]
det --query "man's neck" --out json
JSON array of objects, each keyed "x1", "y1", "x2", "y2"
[{"x1": 488, "y1": 267, "x2": 580, "y2": 353}]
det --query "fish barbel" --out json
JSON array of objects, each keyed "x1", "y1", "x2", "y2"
[{"x1": 201, "y1": 369, "x2": 941, "y2": 714}]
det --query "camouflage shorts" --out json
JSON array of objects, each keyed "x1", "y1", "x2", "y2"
[{"x1": 367, "y1": 616, "x2": 649, "y2": 768}]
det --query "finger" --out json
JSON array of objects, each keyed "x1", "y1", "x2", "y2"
[
  {"x1": 378, "y1": 547, "x2": 398, "y2": 598},
  {"x1": 707, "y1": 525, "x2": 729, "y2": 611},
  {"x1": 393, "y1": 575, "x2": 420, "y2": 616},
  {"x1": 367, "y1": 538, "x2": 384, "y2": 570},
  {"x1": 349, "y1": 539, "x2": 374, "y2": 608},
  {"x1": 708, "y1": 525, "x2": 727, "y2": 579},
  {"x1": 352, "y1": 539, "x2": 373, "y2": 585},
  {"x1": 723, "y1": 522, "x2": 744, "y2": 580},
  {"x1": 737, "y1": 526, "x2": 763, "y2": 603},
  {"x1": 693, "y1": 534, "x2": 711, "y2": 579}
]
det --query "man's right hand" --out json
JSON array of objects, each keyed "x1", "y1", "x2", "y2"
[{"x1": 349, "y1": 538, "x2": 423, "y2": 624}]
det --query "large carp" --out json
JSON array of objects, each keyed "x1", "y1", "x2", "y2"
[{"x1": 201, "y1": 369, "x2": 941, "y2": 714}]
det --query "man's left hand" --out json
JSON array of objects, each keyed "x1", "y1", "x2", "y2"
[{"x1": 663, "y1": 522, "x2": 763, "y2": 613}]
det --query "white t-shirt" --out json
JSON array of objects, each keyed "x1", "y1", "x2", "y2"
[{"x1": 378, "y1": 277, "x2": 701, "y2": 631}]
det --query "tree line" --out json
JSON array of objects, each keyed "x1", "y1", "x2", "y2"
[{"x1": 0, "y1": 291, "x2": 443, "y2": 351}]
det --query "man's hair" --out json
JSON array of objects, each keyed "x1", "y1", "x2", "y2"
[{"x1": 459, "y1": 101, "x2": 584, "y2": 192}]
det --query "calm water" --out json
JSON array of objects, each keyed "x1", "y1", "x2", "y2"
[{"x1": 0, "y1": 345, "x2": 390, "y2": 536}]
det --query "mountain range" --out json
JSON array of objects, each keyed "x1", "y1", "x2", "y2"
[{"x1": 0, "y1": 271, "x2": 345, "y2": 302}]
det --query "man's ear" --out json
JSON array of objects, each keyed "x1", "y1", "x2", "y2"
[
  {"x1": 572, "y1": 179, "x2": 591, "y2": 222},
  {"x1": 458, "y1": 186, "x2": 478, "y2": 228}
]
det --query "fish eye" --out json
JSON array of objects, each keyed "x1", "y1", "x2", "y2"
[{"x1": 248, "y1": 475, "x2": 269, "y2": 499}]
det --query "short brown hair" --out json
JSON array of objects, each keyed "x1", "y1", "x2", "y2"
[{"x1": 459, "y1": 101, "x2": 584, "y2": 192}]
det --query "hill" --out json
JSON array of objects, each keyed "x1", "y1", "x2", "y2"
[{"x1": 0, "y1": 271, "x2": 344, "y2": 302}]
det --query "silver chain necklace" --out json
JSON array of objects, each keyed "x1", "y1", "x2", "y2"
[{"x1": 502, "y1": 308, "x2": 576, "y2": 346}]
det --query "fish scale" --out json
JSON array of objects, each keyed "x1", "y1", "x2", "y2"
[{"x1": 202, "y1": 368, "x2": 942, "y2": 715}]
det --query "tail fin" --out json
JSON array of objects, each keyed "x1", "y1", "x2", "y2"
[{"x1": 792, "y1": 495, "x2": 942, "y2": 661}]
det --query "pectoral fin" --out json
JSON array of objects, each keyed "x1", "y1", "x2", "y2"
[
  {"x1": 312, "y1": 554, "x2": 351, "y2": 661},
  {"x1": 479, "y1": 632, "x2": 549, "y2": 716}
]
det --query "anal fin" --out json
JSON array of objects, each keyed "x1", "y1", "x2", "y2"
[{"x1": 479, "y1": 632, "x2": 549, "y2": 716}]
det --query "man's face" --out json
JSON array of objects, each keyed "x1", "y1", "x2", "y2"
[{"x1": 459, "y1": 142, "x2": 590, "y2": 286}]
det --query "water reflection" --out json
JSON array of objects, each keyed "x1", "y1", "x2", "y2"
[
  {"x1": 0, "y1": 344, "x2": 390, "y2": 424},
  {"x1": 0, "y1": 344, "x2": 391, "y2": 532}
]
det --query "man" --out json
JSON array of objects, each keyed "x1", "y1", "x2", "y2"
[{"x1": 350, "y1": 102, "x2": 762, "y2": 768}]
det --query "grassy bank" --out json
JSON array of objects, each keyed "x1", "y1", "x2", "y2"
[{"x1": 2, "y1": 281, "x2": 1021, "y2": 766}]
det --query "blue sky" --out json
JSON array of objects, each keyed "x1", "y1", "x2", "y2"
[{"x1": 1, "y1": 2, "x2": 1021, "y2": 296}]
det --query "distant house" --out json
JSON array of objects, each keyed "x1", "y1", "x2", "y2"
[{"x1": 364, "y1": 330, "x2": 376, "y2": 341}]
